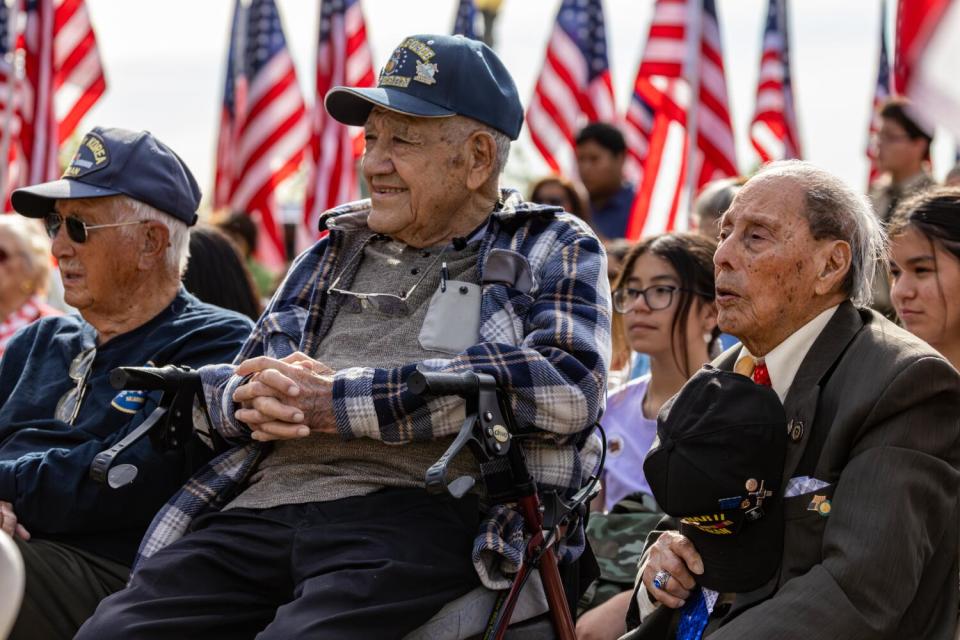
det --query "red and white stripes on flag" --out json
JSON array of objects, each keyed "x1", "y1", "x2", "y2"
[
  {"x1": 749, "y1": 0, "x2": 801, "y2": 162},
  {"x1": 866, "y1": 0, "x2": 891, "y2": 187},
  {"x1": 19, "y1": 0, "x2": 106, "y2": 185},
  {"x1": 895, "y1": 0, "x2": 960, "y2": 140},
  {"x1": 215, "y1": 0, "x2": 309, "y2": 266},
  {"x1": 526, "y1": 0, "x2": 616, "y2": 178},
  {"x1": 0, "y1": 0, "x2": 24, "y2": 207},
  {"x1": 303, "y1": 0, "x2": 374, "y2": 237},
  {"x1": 625, "y1": 0, "x2": 738, "y2": 240}
]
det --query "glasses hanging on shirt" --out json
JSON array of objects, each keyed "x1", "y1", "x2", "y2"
[
  {"x1": 55, "y1": 347, "x2": 97, "y2": 425},
  {"x1": 327, "y1": 235, "x2": 449, "y2": 316}
]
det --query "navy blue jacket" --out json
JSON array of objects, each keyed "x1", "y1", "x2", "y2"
[{"x1": 0, "y1": 288, "x2": 252, "y2": 566}]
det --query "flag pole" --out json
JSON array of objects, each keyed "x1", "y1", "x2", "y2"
[
  {"x1": 0, "y1": 0, "x2": 21, "y2": 202},
  {"x1": 683, "y1": 0, "x2": 702, "y2": 230}
]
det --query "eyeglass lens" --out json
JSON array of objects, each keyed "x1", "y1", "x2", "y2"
[
  {"x1": 336, "y1": 292, "x2": 409, "y2": 316},
  {"x1": 44, "y1": 215, "x2": 89, "y2": 243},
  {"x1": 613, "y1": 285, "x2": 676, "y2": 312},
  {"x1": 55, "y1": 347, "x2": 97, "y2": 425}
]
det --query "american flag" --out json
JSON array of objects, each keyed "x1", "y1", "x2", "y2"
[
  {"x1": 865, "y1": 0, "x2": 890, "y2": 187},
  {"x1": 895, "y1": 0, "x2": 960, "y2": 140},
  {"x1": 216, "y1": 0, "x2": 309, "y2": 264},
  {"x1": 302, "y1": 0, "x2": 374, "y2": 237},
  {"x1": 526, "y1": 0, "x2": 616, "y2": 177},
  {"x1": 19, "y1": 0, "x2": 106, "y2": 185},
  {"x1": 622, "y1": 82, "x2": 654, "y2": 186},
  {"x1": 0, "y1": 0, "x2": 25, "y2": 206},
  {"x1": 452, "y1": 0, "x2": 480, "y2": 40},
  {"x1": 749, "y1": 0, "x2": 801, "y2": 162},
  {"x1": 625, "y1": 0, "x2": 738, "y2": 239},
  {"x1": 213, "y1": 0, "x2": 245, "y2": 213}
]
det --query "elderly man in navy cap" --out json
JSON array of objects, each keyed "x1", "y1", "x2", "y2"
[
  {"x1": 0, "y1": 127, "x2": 253, "y2": 640},
  {"x1": 79, "y1": 34, "x2": 610, "y2": 639}
]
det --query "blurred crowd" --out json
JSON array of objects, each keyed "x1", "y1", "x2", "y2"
[{"x1": 0, "y1": 85, "x2": 958, "y2": 640}]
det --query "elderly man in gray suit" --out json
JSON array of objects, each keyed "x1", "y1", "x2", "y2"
[{"x1": 627, "y1": 160, "x2": 959, "y2": 639}]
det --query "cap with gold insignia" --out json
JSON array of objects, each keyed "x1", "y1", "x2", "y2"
[
  {"x1": 325, "y1": 34, "x2": 523, "y2": 141},
  {"x1": 11, "y1": 127, "x2": 201, "y2": 226}
]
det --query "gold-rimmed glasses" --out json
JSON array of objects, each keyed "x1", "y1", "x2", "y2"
[{"x1": 327, "y1": 236, "x2": 448, "y2": 316}]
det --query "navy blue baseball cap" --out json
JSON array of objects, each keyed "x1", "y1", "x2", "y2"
[
  {"x1": 11, "y1": 127, "x2": 202, "y2": 226},
  {"x1": 325, "y1": 34, "x2": 523, "y2": 140}
]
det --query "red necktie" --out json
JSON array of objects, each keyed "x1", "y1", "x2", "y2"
[{"x1": 752, "y1": 361, "x2": 772, "y2": 387}]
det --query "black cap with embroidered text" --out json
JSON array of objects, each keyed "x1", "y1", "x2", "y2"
[
  {"x1": 325, "y1": 34, "x2": 523, "y2": 140},
  {"x1": 11, "y1": 127, "x2": 201, "y2": 226},
  {"x1": 643, "y1": 365, "x2": 788, "y2": 593}
]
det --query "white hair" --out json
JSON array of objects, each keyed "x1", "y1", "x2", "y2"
[
  {"x1": 115, "y1": 196, "x2": 191, "y2": 276},
  {"x1": 487, "y1": 126, "x2": 511, "y2": 175},
  {"x1": 449, "y1": 116, "x2": 511, "y2": 176},
  {"x1": 755, "y1": 160, "x2": 886, "y2": 307}
]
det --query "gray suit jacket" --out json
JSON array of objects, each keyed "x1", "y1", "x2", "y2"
[{"x1": 629, "y1": 301, "x2": 960, "y2": 639}]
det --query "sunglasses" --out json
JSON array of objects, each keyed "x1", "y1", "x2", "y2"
[
  {"x1": 55, "y1": 346, "x2": 97, "y2": 425},
  {"x1": 44, "y1": 213, "x2": 148, "y2": 243}
]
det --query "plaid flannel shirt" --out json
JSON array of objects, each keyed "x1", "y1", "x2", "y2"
[{"x1": 136, "y1": 189, "x2": 611, "y2": 587}]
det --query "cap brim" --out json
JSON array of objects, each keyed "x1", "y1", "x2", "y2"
[
  {"x1": 325, "y1": 86, "x2": 456, "y2": 126},
  {"x1": 11, "y1": 179, "x2": 121, "y2": 218}
]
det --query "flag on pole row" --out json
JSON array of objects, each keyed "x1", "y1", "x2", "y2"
[
  {"x1": 865, "y1": 0, "x2": 891, "y2": 187},
  {"x1": 625, "y1": 0, "x2": 738, "y2": 240},
  {"x1": 213, "y1": 0, "x2": 244, "y2": 214},
  {"x1": 622, "y1": 79, "x2": 654, "y2": 187},
  {"x1": 526, "y1": 0, "x2": 616, "y2": 178},
  {"x1": 895, "y1": 0, "x2": 960, "y2": 141},
  {"x1": 214, "y1": 0, "x2": 309, "y2": 266},
  {"x1": 452, "y1": 0, "x2": 480, "y2": 40},
  {"x1": 749, "y1": 0, "x2": 801, "y2": 162},
  {"x1": 0, "y1": 0, "x2": 24, "y2": 207},
  {"x1": 302, "y1": 0, "x2": 374, "y2": 238},
  {"x1": 19, "y1": 0, "x2": 106, "y2": 186}
]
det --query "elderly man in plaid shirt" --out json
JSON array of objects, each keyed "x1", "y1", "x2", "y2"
[{"x1": 79, "y1": 34, "x2": 610, "y2": 640}]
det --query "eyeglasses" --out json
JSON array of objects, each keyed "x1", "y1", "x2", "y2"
[
  {"x1": 44, "y1": 213, "x2": 148, "y2": 244},
  {"x1": 613, "y1": 285, "x2": 703, "y2": 313},
  {"x1": 327, "y1": 236, "x2": 448, "y2": 316},
  {"x1": 55, "y1": 347, "x2": 96, "y2": 425},
  {"x1": 872, "y1": 132, "x2": 912, "y2": 145}
]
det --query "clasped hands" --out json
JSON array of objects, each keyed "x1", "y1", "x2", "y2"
[
  {"x1": 640, "y1": 531, "x2": 704, "y2": 609},
  {"x1": 232, "y1": 351, "x2": 337, "y2": 442}
]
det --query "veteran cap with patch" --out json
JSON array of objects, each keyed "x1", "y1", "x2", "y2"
[
  {"x1": 11, "y1": 127, "x2": 201, "y2": 226},
  {"x1": 643, "y1": 365, "x2": 788, "y2": 593},
  {"x1": 325, "y1": 34, "x2": 523, "y2": 140}
]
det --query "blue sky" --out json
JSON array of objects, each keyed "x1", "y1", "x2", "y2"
[{"x1": 83, "y1": 0, "x2": 956, "y2": 210}]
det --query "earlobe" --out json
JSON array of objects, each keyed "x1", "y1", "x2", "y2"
[
  {"x1": 816, "y1": 241, "x2": 851, "y2": 295},
  {"x1": 140, "y1": 223, "x2": 170, "y2": 269},
  {"x1": 465, "y1": 132, "x2": 496, "y2": 191}
]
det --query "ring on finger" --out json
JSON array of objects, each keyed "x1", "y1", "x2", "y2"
[{"x1": 653, "y1": 569, "x2": 671, "y2": 591}]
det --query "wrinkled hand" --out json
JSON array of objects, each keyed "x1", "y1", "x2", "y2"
[
  {"x1": 232, "y1": 352, "x2": 336, "y2": 442},
  {"x1": 640, "y1": 530, "x2": 703, "y2": 608},
  {"x1": 0, "y1": 501, "x2": 30, "y2": 540}
]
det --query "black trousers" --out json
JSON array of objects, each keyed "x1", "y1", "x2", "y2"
[
  {"x1": 10, "y1": 538, "x2": 128, "y2": 640},
  {"x1": 76, "y1": 488, "x2": 481, "y2": 640}
]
